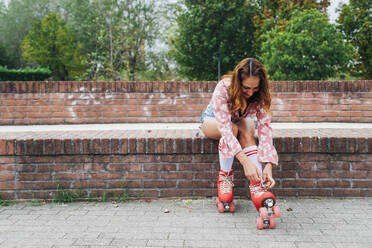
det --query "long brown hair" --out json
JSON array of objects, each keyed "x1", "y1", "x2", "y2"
[{"x1": 223, "y1": 58, "x2": 272, "y2": 115}]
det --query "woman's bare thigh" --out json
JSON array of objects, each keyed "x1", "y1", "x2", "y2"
[
  {"x1": 200, "y1": 118, "x2": 238, "y2": 140},
  {"x1": 200, "y1": 118, "x2": 221, "y2": 140}
]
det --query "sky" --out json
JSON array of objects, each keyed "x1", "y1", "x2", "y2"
[{"x1": 328, "y1": 0, "x2": 349, "y2": 23}]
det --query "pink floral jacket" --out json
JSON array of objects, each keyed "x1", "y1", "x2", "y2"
[{"x1": 212, "y1": 78, "x2": 278, "y2": 165}]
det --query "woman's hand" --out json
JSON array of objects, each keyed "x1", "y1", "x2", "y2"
[
  {"x1": 236, "y1": 151, "x2": 260, "y2": 182},
  {"x1": 243, "y1": 161, "x2": 261, "y2": 183},
  {"x1": 262, "y1": 163, "x2": 275, "y2": 189}
]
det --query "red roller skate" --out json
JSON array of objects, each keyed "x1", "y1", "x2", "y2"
[
  {"x1": 215, "y1": 170, "x2": 235, "y2": 213},
  {"x1": 249, "y1": 181, "x2": 281, "y2": 229}
]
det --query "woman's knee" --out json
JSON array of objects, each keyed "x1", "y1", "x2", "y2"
[{"x1": 237, "y1": 121, "x2": 256, "y2": 147}]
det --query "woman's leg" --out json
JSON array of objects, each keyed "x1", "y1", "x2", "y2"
[
  {"x1": 201, "y1": 117, "x2": 238, "y2": 173},
  {"x1": 200, "y1": 117, "x2": 238, "y2": 140},
  {"x1": 236, "y1": 118, "x2": 256, "y2": 147},
  {"x1": 237, "y1": 118, "x2": 263, "y2": 176},
  {"x1": 201, "y1": 118, "x2": 239, "y2": 205}
]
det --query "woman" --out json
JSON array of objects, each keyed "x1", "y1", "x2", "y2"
[{"x1": 199, "y1": 58, "x2": 278, "y2": 208}]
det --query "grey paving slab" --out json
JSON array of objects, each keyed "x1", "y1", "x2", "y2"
[{"x1": 0, "y1": 197, "x2": 372, "y2": 248}]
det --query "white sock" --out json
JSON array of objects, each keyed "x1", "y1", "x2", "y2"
[
  {"x1": 219, "y1": 150, "x2": 234, "y2": 172},
  {"x1": 243, "y1": 145, "x2": 262, "y2": 176}
]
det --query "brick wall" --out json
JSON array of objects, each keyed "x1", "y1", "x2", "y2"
[
  {"x1": 1, "y1": 80, "x2": 371, "y2": 125},
  {"x1": 0, "y1": 131, "x2": 371, "y2": 200}
]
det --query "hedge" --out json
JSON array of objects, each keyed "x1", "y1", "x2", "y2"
[{"x1": 0, "y1": 66, "x2": 52, "y2": 81}]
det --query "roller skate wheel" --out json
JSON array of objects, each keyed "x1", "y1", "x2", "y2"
[
  {"x1": 217, "y1": 202, "x2": 225, "y2": 213},
  {"x1": 229, "y1": 202, "x2": 235, "y2": 213},
  {"x1": 269, "y1": 217, "x2": 276, "y2": 229},
  {"x1": 273, "y1": 206, "x2": 281, "y2": 218},
  {"x1": 216, "y1": 197, "x2": 220, "y2": 207},
  {"x1": 256, "y1": 217, "x2": 264, "y2": 230},
  {"x1": 259, "y1": 207, "x2": 268, "y2": 219}
]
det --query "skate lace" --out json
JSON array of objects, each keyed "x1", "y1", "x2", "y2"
[
  {"x1": 219, "y1": 174, "x2": 234, "y2": 194},
  {"x1": 249, "y1": 182, "x2": 266, "y2": 195}
]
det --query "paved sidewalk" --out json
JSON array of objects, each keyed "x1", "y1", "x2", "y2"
[{"x1": 0, "y1": 197, "x2": 372, "y2": 248}]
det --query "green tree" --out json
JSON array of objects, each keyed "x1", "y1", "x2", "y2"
[
  {"x1": 253, "y1": 0, "x2": 330, "y2": 57},
  {"x1": 337, "y1": 0, "x2": 372, "y2": 79},
  {"x1": 60, "y1": 0, "x2": 160, "y2": 81},
  {"x1": 21, "y1": 12, "x2": 83, "y2": 80},
  {"x1": 171, "y1": 0, "x2": 258, "y2": 80},
  {"x1": 58, "y1": 0, "x2": 100, "y2": 57},
  {"x1": 261, "y1": 9, "x2": 352, "y2": 80},
  {"x1": 0, "y1": 0, "x2": 55, "y2": 68}
]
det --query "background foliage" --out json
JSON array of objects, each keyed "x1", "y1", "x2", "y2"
[
  {"x1": 260, "y1": 9, "x2": 352, "y2": 80},
  {"x1": 170, "y1": 0, "x2": 258, "y2": 80},
  {"x1": 337, "y1": 0, "x2": 372, "y2": 79},
  {"x1": 21, "y1": 12, "x2": 83, "y2": 80},
  {"x1": 0, "y1": 66, "x2": 51, "y2": 81},
  {"x1": 0, "y1": 0, "x2": 370, "y2": 81}
]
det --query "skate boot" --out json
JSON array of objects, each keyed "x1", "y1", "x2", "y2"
[
  {"x1": 215, "y1": 170, "x2": 235, "y2": 213},
  {"x1": 249, "y1": 181, "x2": 281, "y2": 229}
]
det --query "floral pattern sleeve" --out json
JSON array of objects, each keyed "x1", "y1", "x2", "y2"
[
  {"x1": 256, "y1": 104, "x2": 279, "y2": 165},
  {"x1": 212, "y1": 80, "x2": 242, "y2": 159}
]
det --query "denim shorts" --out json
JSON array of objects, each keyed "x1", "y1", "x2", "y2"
[{"x1": 199, "y1": 104, "x2": 257, "y2": 127}]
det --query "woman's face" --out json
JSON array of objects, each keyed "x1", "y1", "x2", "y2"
[{"x1": 241, "y1": 76, "x2": 260, "y2": 99}]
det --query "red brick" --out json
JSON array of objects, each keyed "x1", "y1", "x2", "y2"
[
  {"x1": 274, "y1": 171, "x2": 297, "y2": 178},
  {"x1": 93, "y1": 156, "x2": 123, "y2": 163},
  {"x1": 137, "y1": 138, "x2": 146, "y2": 153},
  {"x1": 144, "y1": 181, "x2": 177, "y2": 188},
  {"x1": 317, "y1": 161, "x2": 350, "y2": 170},
  {"x1": 334, "y1": 189, "x2": 367, "y2": 197},
  {"x1": 127, "y1": 155, "x2": 159, "y2": 163},
  {"x1": 54, "y1": 173, "x2": 89, "y2": 180},
  {"x1": 0, "y1": 173, "x2": 15, "y2": 181},
  {"x1": 175, "y1": 138, "x2": 184, "y2": 153},
  {"x1": 143, "y1": 164, "x2": 176, "y2": 171},
  {"x1": 34, "y1": 181, "x2": 70, "y2": 190},
  {"x1": 352, "y1": 180, "x2": 372, "y2": 188},
  {"x1": 272, "y1": 188, "x2": 298, "y2": 196},
  {"x1": 317, "y1": 180, "x2": 350, "y2": 188},
  {"x1": 92, "y1": 139, "x2": 101, "y2": 154},
  {"x1": 160, "y1": 172, "x2": 193, "y2": 180},
  {"x1": 71, "y1": 180, "x2": 106, "y2": 189},
  {"x1": 298, "y1": 189, "x2": 332, "y2": 196},
  {"x1": 7, "y1": 140, "x2": 15, "y2": 155},
  {"x1": 118, "y1": 139, "x2": 128, "y2": 154},
  {"x1": 0, "y1": 164, "x2": 15, "y2": 171},
  {"x1": 333, "y1": 171, "x2": 367, "y2": 178},
  {"x1": 159, "y1": 189, "x2": 193, "y2": 197},
  {"x1": 282, "y1": 180, "x2": 315, "y2": 188},
  {"x1": 90, "y1": 173, "x2": 123, "y2": 180},
  {"x1": 352, "y1": 163, "x2": 372, "y2": 170},
  {"x1": 37, "y1": 164, "x2": 68, "y2": 172},
  {"x1": 156, "y1": 138, "x2": 164, "y2": 153},
  {"x1": 0, "y1": 157, "x2": 15, "y2": 164},
  {"x1": 299, "y1": 171, "x2": 331, "y2": 178},
  {"x1": 192, "y1": 154, "x2": 218, "y2": 163},
  {"x1": 178, "y1": 163, "x2": 213, "y2": 171},
  {"x1": 126, "y1": 172, "x2": 158, "y2": 179},
  {"x1": 147, "y1": 138, "x2": 155, "y2": 153},
  {"x1": 108, "y1": 180, "x2": 141, "y2": 188},
  {"x1": 160, "y1": 154, "x2": 194, "y2": 163},
  {"x1": 55, "y1": 156, "x2": 89, "y2": 163},
  {"x1": 127, "y1": 189, "x2": 158, "y2": 198},
  {"x1": 195, "y1": 172, "x2": 216, "y2": 180},
  {"x1": 0, "y1": 182, "x2": 33, "y2": 190},
  {"x1": 109, "y1": 164, "x2": 142, "y2": 172}
]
